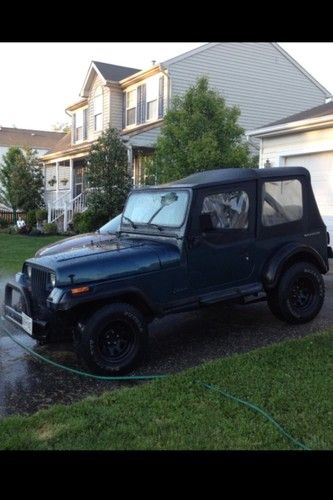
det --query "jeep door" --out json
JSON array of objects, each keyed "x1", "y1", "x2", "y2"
[{"x1": 187, "y1": 181, "x2": 256, "y2": 292}]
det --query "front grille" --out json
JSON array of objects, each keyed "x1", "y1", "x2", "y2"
[{"x1": 31, "y1": 267, "x2": 50, "y2": 305}]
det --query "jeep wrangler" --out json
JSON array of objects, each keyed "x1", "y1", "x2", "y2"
[{"x1": 3, "y1": 167, "x2": 332, "y2": 374}]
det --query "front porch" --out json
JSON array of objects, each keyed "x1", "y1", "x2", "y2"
[
  {"x1": 43, "y1": 145, "x2": 156, "y2": 232},
  {"x1": 44, "y1": 156, "x2": 88, "y2": 231}
]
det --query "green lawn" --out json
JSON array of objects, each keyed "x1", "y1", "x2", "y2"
[
  {"x1": 0, "y1": 330, "x2": 332, "y2": 450},
  {"x1": 0, "y1": 233, "x2": 63, "y2": 275}
]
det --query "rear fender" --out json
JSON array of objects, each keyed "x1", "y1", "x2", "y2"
[{"x1": 263, "y1": 243, "x2": 328, "y2": 290}]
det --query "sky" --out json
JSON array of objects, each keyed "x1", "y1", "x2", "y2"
[{"x1": 1, "y1": 42, "x2": 333, "y2": 131}]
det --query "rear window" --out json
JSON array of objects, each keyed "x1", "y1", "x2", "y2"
[{"x1": 262, "y1": 179, "x2": 303, "y2": 227}]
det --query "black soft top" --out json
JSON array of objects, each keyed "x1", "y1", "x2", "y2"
[{"x1": 157, "y1": 167, "x2": 310, "y2": 189}]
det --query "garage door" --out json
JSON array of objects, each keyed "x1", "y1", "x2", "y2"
[{"x1": 284, "y1": 151, "x2": 333, "y2": 243}]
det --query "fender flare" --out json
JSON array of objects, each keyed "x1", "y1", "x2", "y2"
[{"x1": 263, "y1": 243, "x2": 328, "y2": 290}]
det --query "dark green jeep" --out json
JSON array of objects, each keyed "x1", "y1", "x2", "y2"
[{"x1": 4, "y1": 167, "x2": 332, "y2": 374}]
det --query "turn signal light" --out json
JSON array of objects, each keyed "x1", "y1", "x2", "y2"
[{"x1": 71, "y1": 286, "x2": 90, "y2": 295}]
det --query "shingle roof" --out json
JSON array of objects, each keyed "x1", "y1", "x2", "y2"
[
  {"x1": 47, "y1": 132, "x2": 71, "y2": 153},
  {"x1": 92, "y1": 61, "x2": 140, "y2": 82},
  {"x1": 263, "y1": 101, "x2": 333, "y2": 128},
  {"x1": 0, "y1": 127, "x2": 66, "y2": 150}
]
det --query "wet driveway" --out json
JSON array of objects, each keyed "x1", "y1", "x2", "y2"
[{"x1": 1, "y1": 273, "x2": 333, "y2": 417}]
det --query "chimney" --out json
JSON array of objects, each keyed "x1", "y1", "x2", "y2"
[{"x1": 151, "y1": 60, "x2": 156, "y2": 66}]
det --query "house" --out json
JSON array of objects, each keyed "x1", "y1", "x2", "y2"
[
  {"x1": 246, "y1": 100, "x2": 333, "y2": 241},
  {"x1": 0, "y1": 126, "x2": 66, "y2": 164},
  {"x1": 0, "y1": 126, "x2": 66, "y2": 211},
  {"x1": 42, "y1": 42, "x2": 331, "y2": 230}
]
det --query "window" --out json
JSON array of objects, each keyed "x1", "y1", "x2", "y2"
[
  {"x1": 94, "y1": 87, "x2": 103, "y2": 131},
  {"x1": 75, "y1": 109, "x2": 83, "y2": 142},
  {"x1": 126, "y1": 89, "x2": 136, "y2": 126},
  {"x1": 202, "y1": 191, "x2": 249, "y2": 229},
  {"x1": 146, "y1": 77, "x2": 158, "y2": 121},
  {"x1": 262, "y1": 180, "x2": 303, "y2": 227}
]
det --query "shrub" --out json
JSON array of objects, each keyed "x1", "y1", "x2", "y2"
[
  {"x1": 43, "y1": 223, "x2": 58, "y2": 235},
  {"x1": 35, "y1": 208, "x2": 47, "y2": 222},
  {"x1": 72, "y1": 210, "x2": 109, "y2": 234},
  {"x1": 29, "y1": 229, "x2": 42, "y2": 237},
  {"x1": 26, "y1": 210, "x2": 37, "y2": 227}
]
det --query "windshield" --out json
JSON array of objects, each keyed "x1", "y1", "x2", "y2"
[
  {"x1": 98, "y1": 214, "x2": 122, "y2": 234},
  {"x1": 123, "y1": 190, "x2": 189, "y2": 229}
]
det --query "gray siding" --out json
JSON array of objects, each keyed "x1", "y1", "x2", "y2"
[
  {"x1": 164, "y1": 43, "x2": 327, "y2": 131},
  {"x1": 128, "y1": 127, "x2": 161, "y2": 148},
  {"x1": 110, "y1": 85, "x2": 123, "y2": 129}
]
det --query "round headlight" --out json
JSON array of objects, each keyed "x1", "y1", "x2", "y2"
[
  {"x1": 50, "y1": 273, "x2": 56, "y2": 287},
  {"x1": 26, "y1": 265, "x2": 32, "y2": 279}
]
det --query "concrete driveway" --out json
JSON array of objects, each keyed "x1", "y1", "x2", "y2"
[{"x1": 1, "y1": 273, "x2": 333, "y2": 417}]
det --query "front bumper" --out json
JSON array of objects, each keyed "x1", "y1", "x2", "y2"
[{"x1": 3, "y1": 281, "x2": 48, "y2": 340}]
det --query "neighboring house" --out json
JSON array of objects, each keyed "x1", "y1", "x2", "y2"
[
  {"x1": 246, "y1": 100, "x2": 333, "y2": 241},
  {"x1": 42, "y1": 42, "x2": 331, "y2": 230},
  {"x1": 0, "y1": 126, "x2": 66, "y2": 208},
  {"x1": 0, "y1": 126, "x2": 66, "y2": 164}
]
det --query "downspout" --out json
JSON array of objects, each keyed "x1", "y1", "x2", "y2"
[{"x1": 159, "y1": 64, "x2": 171, "y2": 112}]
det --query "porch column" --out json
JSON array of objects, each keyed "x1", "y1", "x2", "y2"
[
  {"x1": 126, "y1": 145, "x2": 134, "y2": 185},
  {"x1": 69, "y1": 159, "x2": 74, "y2": 198},
  {"x1": 55, "y1": 161, "x2": 60, "y2": 201}
]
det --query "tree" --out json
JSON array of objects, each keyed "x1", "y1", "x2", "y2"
[
  {"x1": 85, "y1": 128, "x2": 131, "y2": 220},
  {"x1": 145, "y1": 77, "x2": 258, "y2": 184},
  {"x1": 52, "y1": 122, "x2": 71, "y2": 133},
  {"x1": 0, "y1": 147, "x2": 44, "y2": 222}
]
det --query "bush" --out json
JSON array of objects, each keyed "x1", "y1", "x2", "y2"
[
  {"x1": 0, "y1": 218, "x2": 9, "y2": 228},
  {"x1": 29, "y1": 229, "x2": 42, "y2": 237},
  {"x1": 35, "y1": 208, "x2": 47, "y2": 222},
  {"x1": 26, "y1": 210, "x2": 37, "y2": 227},
  {"x1": 72, "y1": 210, "x2": 109, "y2": 234},
  {"x1": 43, "y1": 223, "x2": 58, "y2": 235}
]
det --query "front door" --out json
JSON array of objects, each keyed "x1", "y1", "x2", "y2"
[
  {"x1": 74, "y1": 163, "x2": 86, "y2": 198},
  {"x1": 187, "y1": 181, "x2": 256, "y2": 293}
]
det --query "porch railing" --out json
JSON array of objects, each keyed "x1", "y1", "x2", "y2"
[{"x1": 48, "y1": 190, "x2": 87, "y2": 231}]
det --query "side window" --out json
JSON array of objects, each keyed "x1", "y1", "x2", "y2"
[
  {"x1": 201, "y1": 190, "x2": 249, "y2": 229},
  {"x1": 262, "y1": 180, "x2": 303, "y2": 227}
]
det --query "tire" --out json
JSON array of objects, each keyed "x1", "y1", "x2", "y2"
[
  {"x1": 76, "y1": 303, "x2": 148, "y2": 375},
  {"x1": 267, "y1": 261, "x2": 325, "y2": 324}
]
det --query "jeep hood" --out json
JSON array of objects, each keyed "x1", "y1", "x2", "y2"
[{"x1": 27, "y1": 238, "x2": 180, "y2": 286}]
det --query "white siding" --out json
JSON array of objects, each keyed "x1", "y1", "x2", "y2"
[
  {"x1": 0, "y1": 146, "x2": 49, "y2": 163},
  {"x1": 259, "y1": 127, "x2": 333, "y2": 168},
  {"x1": 165, "y1": 43, "x2": 327, "y2": 132},
  {"x1": 45, "y1": 165, "x2": 57, "y2": 190}
]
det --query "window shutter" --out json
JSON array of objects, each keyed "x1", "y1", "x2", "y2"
[
  {"x1": 141, "y1": 84, "x2": 146, "y2": 123},
  {"x1": 72, "y1": 113, "x2": 76, "y2": 143},
  {"x1": 137, "y1": 85, "x2": 142, "y2": 125},
  {"x1": 83, "y1": 109, "x2": 88, "y2": 140},
  {"x1": 158, "y1": 76, "x2": 164, "y2": 118},
  {"x1": 122, "y1": 92, "x2": 126, "y2": 128}
]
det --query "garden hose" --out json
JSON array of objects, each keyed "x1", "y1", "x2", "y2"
[{"x1": 1, "y1": 322, "x2": 310, "y2": 450}]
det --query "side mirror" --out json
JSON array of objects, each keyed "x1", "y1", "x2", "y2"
[{"x1": 199, "y1": 213, "x2": 215, "y2": 232}]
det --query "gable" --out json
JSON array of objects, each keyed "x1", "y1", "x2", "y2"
[{"x1": 163, "y1": 42, "x2": 330, "y2": 131}]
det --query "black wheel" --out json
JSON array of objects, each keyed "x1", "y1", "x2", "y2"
[
  {"x1": 267, "y1": 262, "x2": 325, "y2": 324},
  {"x1": 76, "y1": 303, "x2": 148, "y2": 375}
]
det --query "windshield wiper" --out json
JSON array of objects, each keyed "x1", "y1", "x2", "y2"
[
  {"x1": 123, "y1": 216, "x2": 137, "y2": 229},
  {"x1": 146, "y1": 222, "x2": 164, "y2": 231}
]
